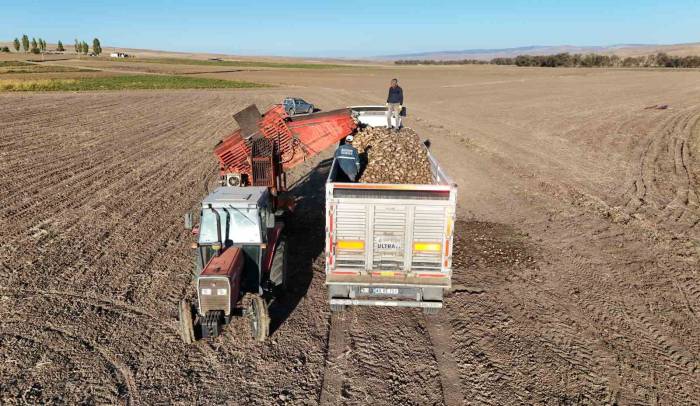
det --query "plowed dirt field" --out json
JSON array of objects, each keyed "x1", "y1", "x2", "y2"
[{"x1": 1, "y1": 65, "x2": 699, "y2": 405}]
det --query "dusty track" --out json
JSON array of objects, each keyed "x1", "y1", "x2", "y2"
[
  {"x1": 424, "y1": 313, "x2": 464, "y2": 406},
  {"x1": 623, "y1": 108, "x2": 700, "y2": 230},
  {"x1": 1, "y1": 65, "x2": 700, "y2": 404},
  {"x1": 319, "y1": 312, "x2": 349, "y2": 405}
]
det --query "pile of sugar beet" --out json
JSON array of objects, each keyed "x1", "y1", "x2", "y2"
[{"x1": 352, "y1": 127, "x2": 433, "y2": 184}]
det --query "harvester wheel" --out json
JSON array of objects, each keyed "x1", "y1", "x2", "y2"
[
  {"x1": 248, "y1": 295, "x2": 270, "y2": 341},
  {"x1": 178, "y1": 299, "x2": 196, "y2": 344},
  {"x1": 269, "y1": 237, "x2": 288, "y2": 290}
]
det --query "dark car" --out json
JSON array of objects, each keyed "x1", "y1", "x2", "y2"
[{"x1": 283, "y1": 97, "x2": 314, "y2": 116}]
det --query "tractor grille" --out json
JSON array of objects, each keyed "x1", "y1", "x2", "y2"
[{"x1": 198, "y1": 277, "x2": 231, "y2": 315}]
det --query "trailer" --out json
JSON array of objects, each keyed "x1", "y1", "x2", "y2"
[{"x1": 324, "y1": 144, "x2": 457, "y2": 313}]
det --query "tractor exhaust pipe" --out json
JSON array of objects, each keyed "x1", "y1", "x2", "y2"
[
  {"x1": 208, "y1": 204, "x2": 222, "y2": 254},
  {"x1": 221, "y1": 208, "x2": 231, "y2": 244}
]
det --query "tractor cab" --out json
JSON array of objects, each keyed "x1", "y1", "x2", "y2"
[
  {"x1": 180, "y1": 186, "x2": 285, "y2": 342},
  {"x1": 196, "y1": 186, "x2": 273, "y2": 279}
]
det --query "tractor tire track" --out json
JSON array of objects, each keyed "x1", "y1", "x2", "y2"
[
  {"x1": 337, "y1": 307, "x2": 444, "y2": 405},
  {"x1": 0, "y1": 289, "x2": 230, "y2": 403},
  {"x1": 1, "y1": 326, "x2": 133, "y2": 404},
  {"x1": 424, "y1": 312, "x2": 465, "y2": 406},
  {"x1": 624, "y1": 108, "x2": 700, "y2": 230},
  {"x1": 319, "y1": 311, "x2": 349, "y2": 405}
]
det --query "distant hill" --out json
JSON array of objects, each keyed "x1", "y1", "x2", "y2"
[
  {"x1": 380, "y1": 43, "x2": 700, "y2": 61},
  {"x1": 0, "y1": 41, "x2": 378, "y2": 65},
  {"x1": 4, "y1": 40, "x2": 700, "y2": 62}
]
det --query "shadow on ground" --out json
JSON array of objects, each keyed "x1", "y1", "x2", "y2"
[{"x1": 268, "y1": 158, "x2": 333, "y2": 335}]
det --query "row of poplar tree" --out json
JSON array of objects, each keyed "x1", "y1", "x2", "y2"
[
  {"x1": 73, "y1": 39, "x2": 102, "y2": 55},
  {"x1": 6, "y1": 35, "x2": 102, "y2": 55}
]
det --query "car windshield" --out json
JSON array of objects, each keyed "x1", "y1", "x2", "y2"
[{"x1": 199, "y1": 206, "x2": 261, "y2": 244}]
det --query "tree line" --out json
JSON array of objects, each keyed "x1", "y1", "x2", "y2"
[
  {"x1": 394, "y1": 58, "x2": 489, "y2": 65},
  {"x1": 7, "y1": 35, "x2": 51, "y2": 54},
  {"x1": 74, "y1": 38, "x2": 103, "y2": 55},
  {"x1": 395, "y1": 52, "x2": 700, "y2": 68},
  {"x1": 4, "y1": 34, "x2": 102, "y2": 55}
]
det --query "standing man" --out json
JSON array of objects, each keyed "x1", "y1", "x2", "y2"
[
  {"x1": 386, "y1": 78, "x2": 403, "y2": 129},
  {"x1": 334, "y1": 135, "x2": 361, "y2": 182}
]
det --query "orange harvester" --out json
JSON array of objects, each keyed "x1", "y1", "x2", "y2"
[{"x1": 214, "y1": 104, "x2": 357, "y2": 191}]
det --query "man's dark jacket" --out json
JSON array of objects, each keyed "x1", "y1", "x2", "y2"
[
  {"x1": 334, "y1": 144, "x2": 360, "y2": 181},
  {"x1": 387, "y1": 86, "x2": 403, "y2": 104}
]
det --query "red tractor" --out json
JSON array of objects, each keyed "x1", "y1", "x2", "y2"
[{"x1": 178, "y1": 104, "x2": 357, "y2": 342}]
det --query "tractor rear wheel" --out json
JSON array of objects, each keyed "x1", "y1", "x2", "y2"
[
  {"x1": 248, "y1": 295, "x2": 270, "y2": 341},
  {"x1": 178, "y1": 299, "x2": 196, "y2": 344},
  {"x1": 269, "y1": 237, "x2": 288, "y2": 290}
]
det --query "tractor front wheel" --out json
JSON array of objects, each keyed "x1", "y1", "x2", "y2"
[
  {"x1": 248, "y1": 295, "x2": 270, "y2": 341},
  {"x1": 178, "y1": 299, "x2": 196, "y2": 344}
]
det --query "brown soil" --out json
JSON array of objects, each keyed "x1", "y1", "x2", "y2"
[{"x1": 1, "y1": 64, "x2": 699, "y2": 405}]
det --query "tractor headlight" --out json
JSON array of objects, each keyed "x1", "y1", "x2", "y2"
[
  {"x1": 201, "y1": 288, "x2": 212, "y2": 295},
  {"x1": 216, "y1": 288, "x2": 228, "y2": 296}
]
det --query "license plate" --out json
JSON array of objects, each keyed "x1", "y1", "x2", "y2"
[
  {"x1": 361, "y1": 287, "x2": 399, "y2": 296},
  {"x1": 354, "y1": 286, "x2": 418, "y2": 298}
]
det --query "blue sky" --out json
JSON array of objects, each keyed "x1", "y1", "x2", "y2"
[{"x1": 3, "y1": 0, "x2": 699, "y2": 57}]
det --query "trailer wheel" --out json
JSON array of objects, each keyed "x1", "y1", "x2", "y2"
[
  {"x1": 248, "y1": 295, "x2": 270, "y2": 341},
  {"x1": 269, "y1": 236, "x2": 287, "y2": 290},
  {"x1": 178, "y1": 299, "x2": 196, "y2": 344}
]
